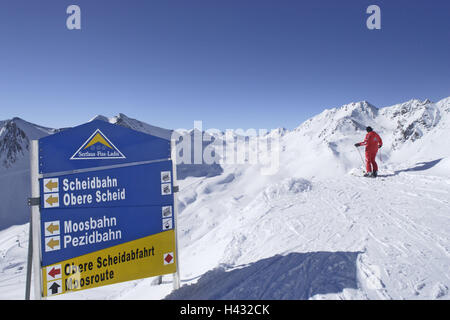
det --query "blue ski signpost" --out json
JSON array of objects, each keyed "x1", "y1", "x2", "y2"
[{"x1": 26, "y1": 120, "x2": 180, "y2": 298}]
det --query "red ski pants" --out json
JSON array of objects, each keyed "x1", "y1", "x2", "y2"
[{"x1": 365, "y1": 149, "x2": 378, "y2": 173}]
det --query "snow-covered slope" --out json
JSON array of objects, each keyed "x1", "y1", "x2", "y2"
[
  {"x1": 162, "y1": 97, "x2": 450, "y2": 300},
  {"x1": 0, "y1": 97, "x2": 449, "y2": 300},
  {"x1": 167, "y1": 169, "x2": 449, "y2": 300}
]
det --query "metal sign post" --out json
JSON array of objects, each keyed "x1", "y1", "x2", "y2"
[
  {"x1": 25, "y1": 220, "x2": 33, "y2": 300},
  {"x1": 25, "y1": 140, "x2": 43, "y2": 300},
  {"x1": 171, "y1": 139, "x2": 181, "y2": 290}
]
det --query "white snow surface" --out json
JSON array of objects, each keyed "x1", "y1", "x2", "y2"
[{"x1": 0, "y1": 97, "x2": 449, "y2": 300}]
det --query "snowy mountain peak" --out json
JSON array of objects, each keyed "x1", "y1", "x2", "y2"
[
  {"x1": 0, "y1": 118, "x2": 54, "y2": 168},
  {"x1": 294, "y1": 97, "x2": 449, "y2": 150},
  {"x1": 110, "y1": 113, "x2": 137, "y2": 128},
  {"x1": 379, "y1": 98, "x2": 442, "y2": 148},
  {"x1": 89, "y1": 114, "x2": 110, "y2": 123},
  {"x1": 0, "y1": 119, "x2": 28, "y2": 168},
  {"x1": 324, "y1": 100, "x2": 378, "y2": 118},
  {"x1": 90, "y1": 113, "x2": 173, "y2": 140},
  {"x1": 341, "y1": 100, "x2": 378, "y2": 116},
  {"x1": 294, "y1": 100, "x2": 378, "y2": 142}
]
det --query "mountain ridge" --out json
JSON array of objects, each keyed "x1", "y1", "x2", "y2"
[{"x1": 0, "y1": 96, "x2": 448, "y2": 230}]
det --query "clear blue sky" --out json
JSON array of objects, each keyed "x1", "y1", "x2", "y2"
[{"x1": 0, "y1": 0, "x2": 449, "y2": 130}]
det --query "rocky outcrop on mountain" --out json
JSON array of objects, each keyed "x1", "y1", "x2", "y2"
[
  {"x1": 0, "y1": 120, "x2": 28, "y2": 168},
  {"x1": 380, "y1": 99, "x2": 441, "y2": 149}
]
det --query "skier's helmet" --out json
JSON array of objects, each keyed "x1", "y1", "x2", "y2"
[{"x1": 366, "y1": 126, "x2": 373, "y2": 132}]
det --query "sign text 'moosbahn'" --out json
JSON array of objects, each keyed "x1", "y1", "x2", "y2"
[{"x1": 63, "y1": 215, "x2": 122, "y2": 248}]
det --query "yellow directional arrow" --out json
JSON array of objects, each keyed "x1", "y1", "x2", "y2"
[
  {"x1": 45, "y1": 195, "x2": 59, "y2": 206},
  {"x1": 46, "y1": 223, "x2": 59, "y2": 234},
  {"x1": 47, "y1": 238, "x2": 60, "y2": 250},
  {"x1": 45, "y1": 180, "x2": 58, "y2": 191}
]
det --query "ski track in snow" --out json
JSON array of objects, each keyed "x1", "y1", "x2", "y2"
[
  {"x1": 0, "y1": 171, "x2": 449, "y2": 300},
  {"x1": 183, "y1": 170, "x2": 450, "y2": 300}
]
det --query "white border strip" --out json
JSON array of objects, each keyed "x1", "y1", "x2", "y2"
[{"x1": 40, "y1": 158, "x2": 171, "y2": 179}]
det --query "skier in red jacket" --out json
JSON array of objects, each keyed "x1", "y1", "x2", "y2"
[{"x1": 355, "y1": 126, "x2": 383, "y2": 177}]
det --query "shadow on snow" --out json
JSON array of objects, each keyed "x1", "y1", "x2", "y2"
[
  {"x1": 378, "y1": 158, "x2": 443, "y2": 177},
  {"x1": 165, "y1": 251, "x2": 361, "y2": 300}
]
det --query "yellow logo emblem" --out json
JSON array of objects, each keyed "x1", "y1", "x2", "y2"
[{"x1": 70, "y1": 129, "x2": 125, "y2": 160}]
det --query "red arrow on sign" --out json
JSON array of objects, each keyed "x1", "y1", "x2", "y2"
[{"x1": 48, "y1": 266, "x2": 61, "y2": 279}]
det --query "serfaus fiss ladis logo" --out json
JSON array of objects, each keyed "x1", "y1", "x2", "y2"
[{"x1": 70, "y1": 129, "x2": 126, "y2": 160}]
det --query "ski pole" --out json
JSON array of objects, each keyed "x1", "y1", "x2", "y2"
[{"x1": 355, "y1": 146, "x2": 365, "y2": 167}]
